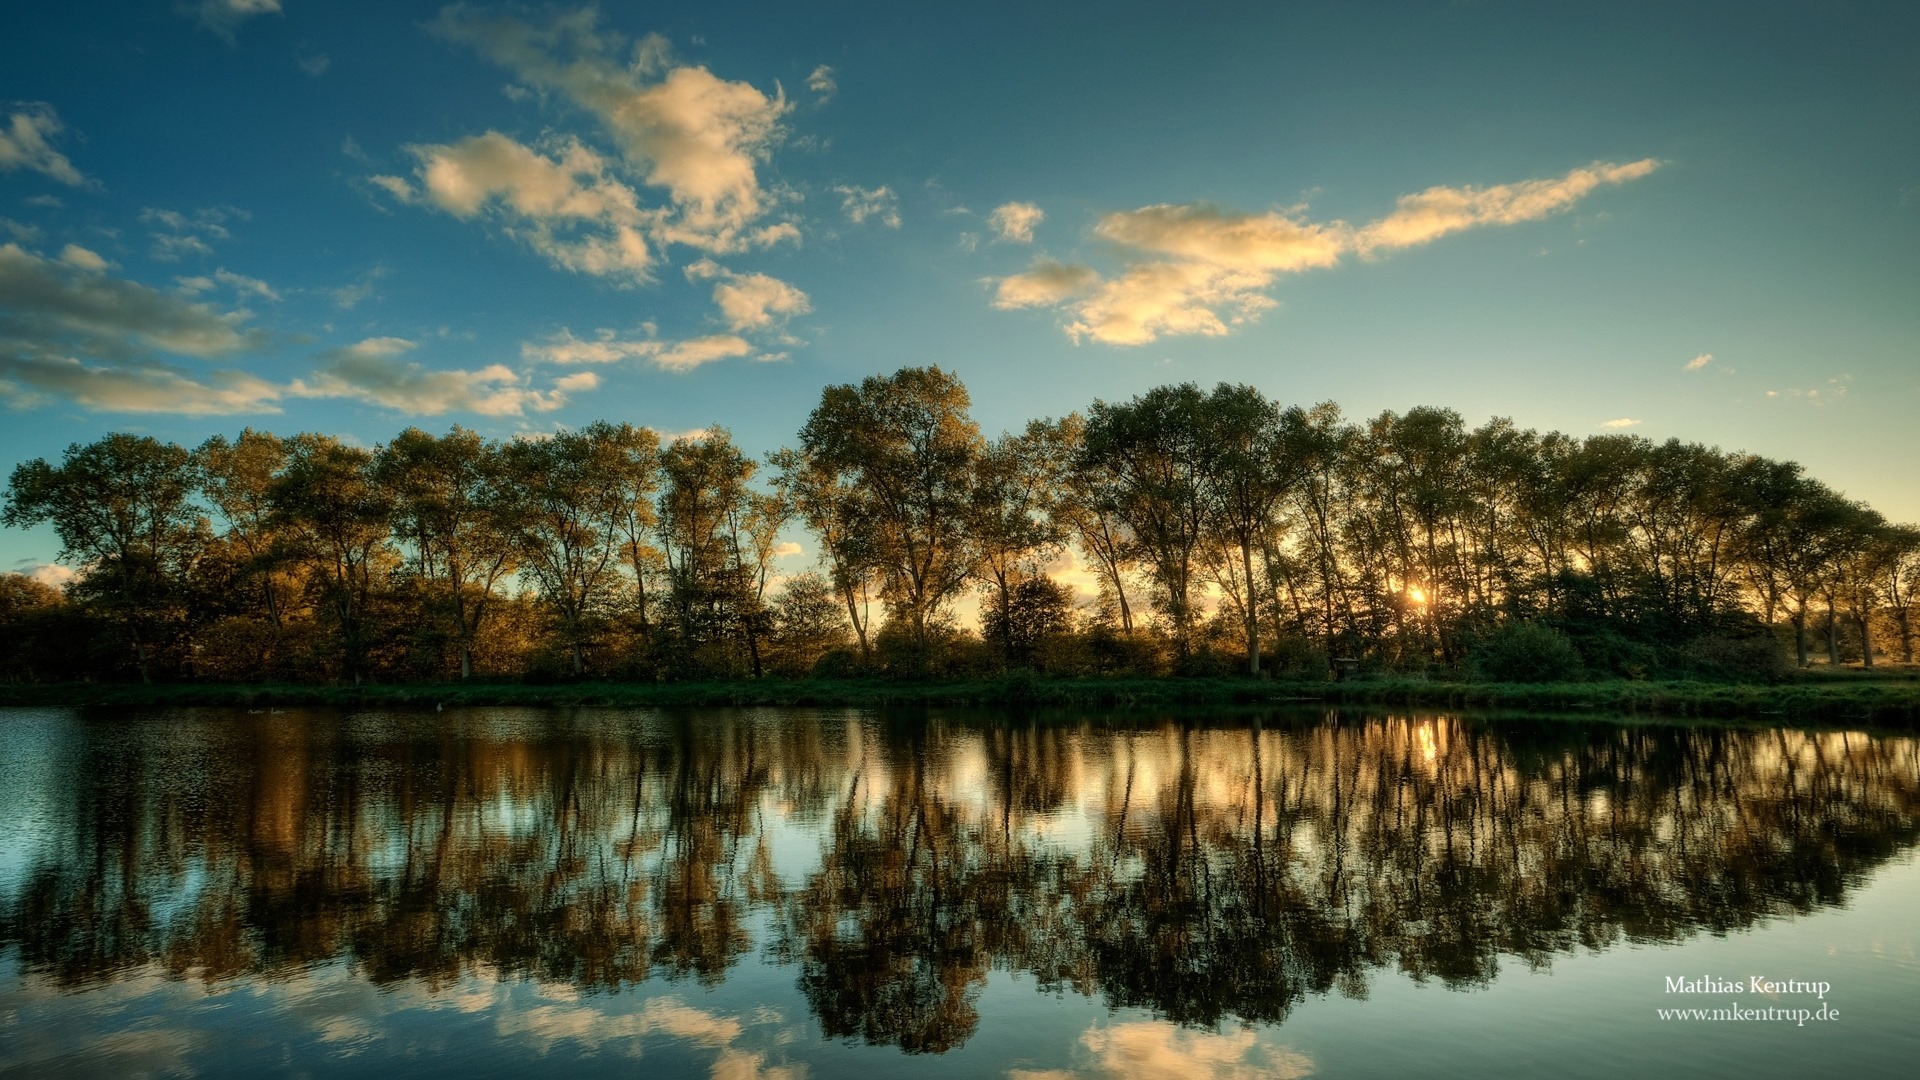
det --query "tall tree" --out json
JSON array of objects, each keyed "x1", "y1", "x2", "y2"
[
  {"x1": 270, "y1": 435, "x2": 393, "y2": 685},
  {"x1": 796, "y1": 366, "x2": 983, "y2": 660},
  {"x1": 499, "y1": 425, "x2": 627, "y2": 675},
  {"x1": 1081, "y1": 384, "x2": 1209, "y2": 664},
  {"x1": 373, "y1": 427, "x2": 516, "y2": 680},
  {"x1": 4, "y1": 434, "x2": 202, "y2": 682},
  {"x1": 1195, "y1": 384, "x2": 1290, "y2": 675}
]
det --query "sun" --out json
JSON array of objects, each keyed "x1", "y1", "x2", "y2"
[{"x1": 1407, "y1": 586, "x2": 1428, "y2": 605}]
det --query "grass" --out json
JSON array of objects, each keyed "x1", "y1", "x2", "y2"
[{"x1": 2, "y1": 670, "x2": 1917, "y2": 726}]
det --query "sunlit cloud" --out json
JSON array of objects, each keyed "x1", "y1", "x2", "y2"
[
  {"x1": 57, "y1": 244, "x2": 109, "y2": 273},
  {"x1": 1765, "y1": 374, "x2": 1852, "y2": 403},
  {"x1": 1010, "y1": 1021, "x2": 1314, "y2": 1080},
  {"x1": 1357, "y1": 159, "x2": 1658, "y2": 252},
  {"x1": 993, "y1": 159, "x2": 1660, "y2": 345},
  {"x1": 25, "y1": 563, "x2": 76, "y2": 588},
  {"x1": 685, "y1": 259, "x2": 812, "y2": 333},
  {"x1": 185, "y1": 0, "x2": 283, "y2": 43},
  {"x1": 0, "y1": 103, "x2": 95, "y2": 188},
  {"x1": 1684, "y1": 352, "x2": 1712, "y2": 371},
  {"x1": 521, "y1": 326, "x2": 758, "y2": 373},
  {"x1": 429, "y1": 8, "x2": 794, "y2": 255},
  {"x1": 832, "y1": 183, "x2": 901, "y2": 228},
  {"x1": 991, "y1": 259, "x2": 1100, "y2": 309},
  {"x1": 988, "y1": 201, "x2": 1044, "y2": 243},
  {"x1": 1600, "y1": 417, "x2": 1641, "y2": 429},
  {"x1": 396, "y1": 132, "x2": 656, "y2": 279}
]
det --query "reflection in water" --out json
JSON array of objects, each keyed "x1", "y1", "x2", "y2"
[{"x1": 1, "y1": 708, "x2": 1915, "y2": 1056}]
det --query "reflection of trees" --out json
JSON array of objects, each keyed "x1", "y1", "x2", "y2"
[{"x1": 3, "y1": 709, "x2": 1916, "y2": 1051}]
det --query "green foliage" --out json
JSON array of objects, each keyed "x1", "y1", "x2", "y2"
[{"x1": 1470, "y1": 620, "x2": 1586, "y2": 683}]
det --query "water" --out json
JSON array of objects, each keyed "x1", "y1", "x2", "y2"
[{"x1": 0, "y1": 706, "x2": 1915, "y2": 1078}]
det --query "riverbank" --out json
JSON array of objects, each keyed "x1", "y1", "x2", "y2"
[{"x1": 3, "y1": 672, "x2": 1917, "y2": 725}]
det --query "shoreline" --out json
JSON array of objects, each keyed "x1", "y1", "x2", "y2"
[{"x1": 2, "y1": 674, "x2": 1916, "y2": 726}]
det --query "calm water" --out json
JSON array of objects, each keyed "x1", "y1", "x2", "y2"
[{"x1": 1, "y1": 706, "x2": 1916, "y2": 1079}]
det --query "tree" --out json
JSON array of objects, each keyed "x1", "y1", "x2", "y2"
[
  {"x1": 499, "y1": 425, "x2": 628, "y2": 676},
  {"x1": 270, "y1": 435, "x2": 394, "y2": 685},
  {"x1": 796, "y1": 366, "x2": 983, "y2": 663},
  {"x1": 1080, "y1": 384, "x2": 1208, "y2": 665},
  {"x1": 972, "y1": 420, "x2": 1070, "y2": 665},
  {"x1": 658, "y1": 429, "x2": 766, "y2": 675},
  {"x1": 4, "y1": 434, "x2": 202, "y2": 682},
  {"x1": 1195, "y1": 384, "x2": 1290, "y2": 675},
  {"x1": 373, "y1": 427, "x2": 516, "y2": 679}
]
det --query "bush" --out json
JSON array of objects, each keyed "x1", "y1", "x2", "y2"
[
  {"x1": 1675, "y1": 629, "x2": 1787, "y2": 682},
  {"x1": 1470, "y1": 620, "x2": 1585, "y2": 683}
]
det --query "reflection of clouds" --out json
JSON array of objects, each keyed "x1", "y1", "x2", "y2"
[
  {"x1": 1011, "y1": 1020, "x2": 1312, "y2": 1080},
  {"x1": 0, "y1": 962, "x2": 799, "y2": 1080}
]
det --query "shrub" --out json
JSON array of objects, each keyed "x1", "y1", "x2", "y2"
[{"x1": 1470, "y1": 620, "x2": 1585, "y2": 683}]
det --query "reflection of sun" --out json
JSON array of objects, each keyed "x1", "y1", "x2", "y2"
[{"x1": 1407, "y1": 585, "x2": 1427, "y2": 605}]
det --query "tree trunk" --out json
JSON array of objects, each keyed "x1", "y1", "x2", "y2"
[
  {"x1": 1241, "y1": 541, "x2": 1261, "y2": 676},
  {"x1": 1793, "y1": 607, "x2": 1808, "y2": 668},
  {"x1": 1858, "y1": 612, "x2": 1874, "y2": 669}
]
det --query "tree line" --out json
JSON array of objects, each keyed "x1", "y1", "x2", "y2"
[{"x1": 4, "y1": 365, "x2": 1917, "y2": 684}]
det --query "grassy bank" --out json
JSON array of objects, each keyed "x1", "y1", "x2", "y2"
[{"x1": 2, "y1": 672, "x2": 1917, "y2": 725}]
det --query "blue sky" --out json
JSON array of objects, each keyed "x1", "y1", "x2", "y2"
[{"x1": 2, "y1": 1, "x2": 1916, "y2": 579}]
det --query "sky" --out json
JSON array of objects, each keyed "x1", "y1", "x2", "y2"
[{"x1": 1, "y1": 0, "x2": 1916, "y2": 583}]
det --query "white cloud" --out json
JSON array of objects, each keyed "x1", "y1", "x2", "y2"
[
  {"x1": 26, "y1": 563, "x2": 76, "y2": 588},
  {"x1": 832, "y1": 184, "x2": 900, "y2": 228},
  {"x1": 0, "y1": 103, "x2": 94, "y2": 188},
  {"x1": 521, "y1": 326, "x2": 756, "y2": 373},
  {"x1": 1066, "y1": 261, "x2": 1277, "y2": 346},
  {"x1": 431, "y1": 9, "x2": 794, "y2": 254},
  {"x1": 994, "y1": 159, "x2": 1661, "y2": 345},
  {"x1": 1096, "y1": 203, "x2": 1347, "y2": 272},
  {"x1": 24, "y1": 194, "x2": 64, "y2": 209},
  {"x1": 293, "y1": 337, "x2": 570, "y2": 416},
  {"x1": 1684, "y1": 352, "x2": 1712, "y2": 371},
  {"x1": 57, "y1": 244, "x2": 108, "y2": 272},
  {"x1": 1765, "y1": 375, "x2": 1852, "y2": 403},
  {"x1": 1600, "y1": 417, "x2": 1641, "y2": 429},
  {"x1": 1356, "y1": 159, "x2": 1659, "y2": 253},
  {"x1": 991, "y1": 259, "x2": 1101, "y2": 309},
  {"x1": 185, "y1": 0, "x2": 282, "y2": 43},
  {"x1": 404, "y1": 132, "x2": 656, "y2": 279},
  {"x1": 1009, "y1": 1021, "x2": 1313, "y2": 1080},
  {"x1": 957, "y1": 232, "x2": 979, "y2": 253},
  {"x1": 297, "y1": 53, "x2": 331, "y2": 77},
  {"x1": 0, "y1": 354, "x2": 284, "y2": 414},
  {"x1": 552, "y1": 371, "x2": 599, "y2": 392},
  {"x1": 807, "y1": 64, "x2": 837, "y2": 103},
  {"x1": 987, "y1": 201, "x2": 1044, "y2": 243},
  {"x1": 684, "y1": 260, "x2": 811, "y2": 332},
  {"x1": 656, "y1": 334, "x2": 752, "y2": 372}
]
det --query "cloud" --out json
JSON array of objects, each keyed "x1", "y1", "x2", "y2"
[
  {"x1": 993, "y1": 159, "x2": 1660, "y2": 345},
  {"x1": 0, "y1": 103, "x2": 95, "y2": 188},
  {"x1": 831, "y1": 184, "x2": 900, "y2": 228},
  {"x1": 1684, "y1": 352, "x2": 1712, "y2": 371},
  {"x1": 656, "y1": 333, "x2": 752, "y2": 372},
  {"x1": 987, "y1": 201, "x2": 1044, "y2": 243},
  {"x1": 0, "y1": 241, "x2": 266, "y2": 359},
  {"x1": 1357, "y1": 159, "x2": 1659, "y2": 253},
  {"x1": 1096, "y1": 203, "x2": 1347, "y2": 271},
  {"x1": 1065, "y1": 261, "x2": 1277, "y2": 346},
  {"x1": 991, "y1": 259, "x2": 1101, "y2": 309},
  {"x1": 293, "y1": 337, "x2": 570, "y2": 416},
  {"x1": 807, "y1": 64, "x2": 837, "y2": 103},
  {"x1": 430, "y1": 8, "x2": 794, "y2": 255},
  {"x1": 1009, "y1": 1021, "x2": 1313, "y2": 1080},
  {"x1": 297, "y1": 53, "x2": 331, "y2": 77},
  {"x1": 1600, "y1": 417, "x2": 1641, "y2": 429},
  {"x1": 141, "y1": 206, "x2": 243, "y2": 262},
  {"x1": 25, "y1": 563, "x2": 76, "y2": 588},
  {"x1": 329, "y1": 265, "x2": 388, "y2": 310},
  {"x1": 686, "y1": 259, "x2": 811, "y2": 332},
  {"x1": 400, "y1": 132, "x2": 656, "y2": 279},
  {"x1": 521, "y1": 326, "x2": 757, "y2": 373},
  {"x1": 0, "y1": 354, "x2": 284, "y2": 414},
  {"x1": 185, "y1": 0, "x2": 282, "y2": 43},
  {"x1": 58, "y1": 244, "x2": 108, "y2": 272},
  {"x1": 24, "y1": 194, "x2": 64, "y2": 209},
  {"x1": 1765, "y1": 374, "x2": 1852, "y2": 403}
]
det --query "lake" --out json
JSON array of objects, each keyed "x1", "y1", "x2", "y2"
[{"x1": 1, "y1": 706, "x2": 1916, "y2": 1078}]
